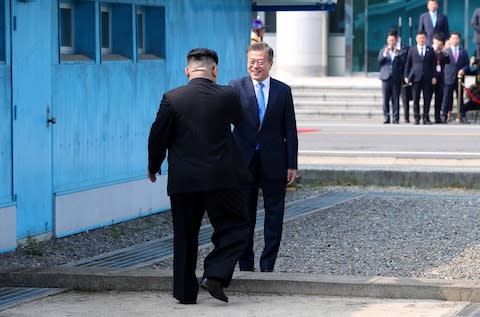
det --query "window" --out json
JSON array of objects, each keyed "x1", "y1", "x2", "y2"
[
  {"x1": 136, "y1": 7, "x2": 145, "y2": 55},
  {"x1": 138, "y1": 6, "x2": 165, "y2": 60},
  {"x1": 101, "y1": 3, "x2": 133, "y2": 61},
  {"x1": 59, "y1": 0, "x2": 95, "y2": 62},
  {"x1": 101, "y1": 5, "x2": 111, "y2": 55},
  {"x1": 60, "y1": 3, "x2": 74, "y2": 54}
]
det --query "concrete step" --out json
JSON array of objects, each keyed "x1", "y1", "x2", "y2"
[
  {"x1": 294, "y1": 100, "x2": 382, "y2": 108},
  {"x1": 293, "y1": 93, "x2": 382, "y2": 103}
]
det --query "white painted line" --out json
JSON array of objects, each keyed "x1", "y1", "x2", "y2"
[{"x1": 299, "y1": 150, "x2": 480, "y2": 156}]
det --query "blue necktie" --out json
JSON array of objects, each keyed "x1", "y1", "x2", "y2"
[
  {"x1": 257, "y1": 82, "x2": 266, "y2": 124},
  {"x1": 431, "y1": 13, "x2": 437, "y2": 27}
]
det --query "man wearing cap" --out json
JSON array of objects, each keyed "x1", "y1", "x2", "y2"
[{"x1": 251, "y1": 17, "x2": 265, "y2": 44}]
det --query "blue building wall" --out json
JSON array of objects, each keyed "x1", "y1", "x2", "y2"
[{"x1": 0, "y1": 0, "x2": 251, "y2": 251}]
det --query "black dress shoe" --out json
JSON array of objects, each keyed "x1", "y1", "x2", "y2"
[
  {"x1": 261, "y1": 269, "x2": 273, "y2": 272},
  {"x1": 200, "y1": 277, "x2": 228, "y2": 303},
  {"x1": 383, "y1": 120, "x2": 390, "y2": 124},
  {"x1": 392, "y1": 120, "x2": 399, "y2": 124},
  {"x1": 178, "y1": 299, "x2": 197, "y2": 305},
  {"x1": 405, "y1": 118, "x2": 410, "y2": 123},
  {"x1": 414, "y1": 120, "x2": 420, "y2": 125}
]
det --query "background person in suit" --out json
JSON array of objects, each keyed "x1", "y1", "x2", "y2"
[
  {"x1": 404, "y1": 30, "x2": 437, "y2": 124},
  {"x1": 418, "y1": 0, "x2": 449, "y2": 46},
  {"x1": 442, "y1": 32, "x2": 470, "y2": 123},
  {"x1": 390, "y1": 29, "x2": 412, "y2": 123},
  {"x1": 147, "y1": 48, "x2": 249, "y2": 304},
  {"x1": 471, "y1": 8, "x2": 480, "y2": 58},
  {"x1": 432, "y1": 33, "x2": 449, "y2": 123},
  {"x1": 378, "y1": 30, "x2": 405, "y2": 124},
  {"x1": 230, "y1": 42, "x2": 298, "y2": 273}
]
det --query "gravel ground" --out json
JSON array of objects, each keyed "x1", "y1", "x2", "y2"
[
  {"x1": 2, "y1": 185, "x2": 480, "y2": 280},
  {"x1": 0, "y1": 185, "x2": 319, "y2": 272},
  {"x1": 153, "y1": 186, "x2": 480, "y2": 280}
]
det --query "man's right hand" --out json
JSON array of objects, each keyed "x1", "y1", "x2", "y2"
[{"x1": 147, "y1": 171, "x2": 157, "y2": 183}]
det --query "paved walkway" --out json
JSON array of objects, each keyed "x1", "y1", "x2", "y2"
[{"x1": 1, "y1": 290, "x2": 474, "y2": 317}]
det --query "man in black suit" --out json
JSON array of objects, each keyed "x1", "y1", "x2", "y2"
[
  {"x1": 418, "y1": 0, "x2": 449, "y2": 46},
  {"x1": 147, "y1": 48, "x2": 249, "y2": 304},
  {"x1": 441, "y1": 32, "x2": 469, "y2": 123},
  {"x1": 404, "y1": 31, "x2": 437, "y2": 124},
  {"x1": 432, "y1": 33, "x2": 449, "y2": 123},
  {"x1": 378, "y1": 30, "x2": 406, "y2": 124},
  {"x1": 471, "y1": 8, "x2": 480, "y2": 58},
  {"x1": 230, "y1": 42, "x2": 298, "y2": 273}
]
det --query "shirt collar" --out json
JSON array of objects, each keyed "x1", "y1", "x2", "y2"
[{"x1": 252, "y1": 76, "x2": 271, "y2": 90}]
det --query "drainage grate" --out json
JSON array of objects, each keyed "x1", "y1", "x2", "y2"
[
  {"x1": 71, "y1": 191, "x2": 360, "y2": 269},
  {"x1": 0, "y1": 287, "x2": 65, "y2": 312}
]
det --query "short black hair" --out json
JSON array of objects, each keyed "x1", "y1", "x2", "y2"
[
  {"x1": 187, "y1": 48, "x2": 219, "y2": 65},
  {"x1": 450, "y1": 31, "x2": 461, "y2": 38},
  {"x1": 433, "y1": 32, "x2": 444, "y2": 42},
  {"x1": 388, "y1": 28, "x2": 399, "y2": 37},
  {"x1": 417, "y1": 30, "x2": 427, "y2": 36}
]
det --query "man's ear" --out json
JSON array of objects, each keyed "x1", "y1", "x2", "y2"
[
  {"x1": 212, "y1": 65, "x2": 218, "y2": 79},
  {"x1": 185, "y1": 66, "x2": 190, "y2": 78}
]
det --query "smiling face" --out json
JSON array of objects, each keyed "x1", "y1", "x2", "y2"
[{"x1": 247, "y1": 49, "x2": 273, "y2": 82}]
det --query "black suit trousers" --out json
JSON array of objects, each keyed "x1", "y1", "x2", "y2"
[
  {"x1": 433, "y1": 78, "x2": 444, "y2": 122},
  {"x1": 381, "y1": 78, "x2": 400, "y2": 121},
  {"x1": 442, "y1": 82, "x2": 463, "y2": 120},
  {"x1": 412, "y1": 79, "x2": 433, "y2": 122},
  {"x1": 170, "y1": 189, "x2": 249, "y2": 303},
  {"x1": 239, "y1": 150, "x2": 286, "y2": 272}
]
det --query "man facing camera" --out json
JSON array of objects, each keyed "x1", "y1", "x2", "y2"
[
  {"x1": 230, "y1": 42, "x2": 298, "y2": 273},
  {"x1": 404, "y1": 31, "x2": 437, "y2": 124},
  {"x1": 378, "y1": 30, "x2": 405, "y2": 124},
  {"x1": 418, "y1": 0, "x2": 449, "y2": 46}
]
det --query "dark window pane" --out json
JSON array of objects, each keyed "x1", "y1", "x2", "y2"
[
  {"x1": 60, "y1": 8, "x2": 72, "y2": 47},
  {"x1": 137, "y1": 13, "x2": 144, "y2": 50},
  {"x1": 102, "y1": 11, "x2": 110, "y2": 49},
  {"x1": 329, "y1": 0, "x2": 344, "y2": 33}
]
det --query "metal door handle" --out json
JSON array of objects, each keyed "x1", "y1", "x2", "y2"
[{"x1": 47, "y1": 106, "x2": 56, "y2": 127}]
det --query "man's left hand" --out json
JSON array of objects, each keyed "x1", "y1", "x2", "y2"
[{"x1": 287, "y1": 169, "x2": 297, "y2": 186}]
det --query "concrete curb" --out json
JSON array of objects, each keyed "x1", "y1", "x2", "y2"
[
  {"x1": 2, "y1": 268, "x2": 480, "y2": 302},
  {"x1": 298, "y1": 169, "x2": 480, "y2": 189}
]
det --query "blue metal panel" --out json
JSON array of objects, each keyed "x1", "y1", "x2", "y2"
[
  {"x1": 0, "y1": 0, "x2": 5, "y2": 61},
  {"x1": 0, "y1": 1, "x2": 11, "y2": 206},
  {"x1": 0, "y1": 64, "x2": 11, "y2": 204},
  {"x1": 52, "y1": 0, "x2": 250, "y2": 194},
  {"x1": 12, "y1": 1, "x2": 54, "y2": 239}
]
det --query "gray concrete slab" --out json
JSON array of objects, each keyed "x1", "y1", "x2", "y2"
[
  {"x1": 0, "y1": 290, "x2": 470, "y2": 317},
  {"x1": 4, "y1": 268, "x2": 480, "y2": 303}
]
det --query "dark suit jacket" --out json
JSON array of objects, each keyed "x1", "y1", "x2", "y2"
[
  {"x1": 418, "y1": 11, "x2": 449, "y2": 46},
  {"x1": 472, "y1": 8, "x2": 480, "y2": 46},
  {"x1": 230, "y1": 76, "x2": 298, "y2": 182},
  {"x1": 404, "y1": 46, "x2": 436, "y2": 83},
  {"x1": 444, "y1": 47, "x2": 469, "y2": 85},
  {"x1": 378, "y1": 47, "x2": 405, "y2": 83},
  {"x1": 148, "y1": 77, "x2": 246, "y2": 195}
]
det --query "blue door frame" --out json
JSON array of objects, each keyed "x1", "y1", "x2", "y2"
[{"x1": 11, "y1": 1, "x2": 54, "y2": 239}]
